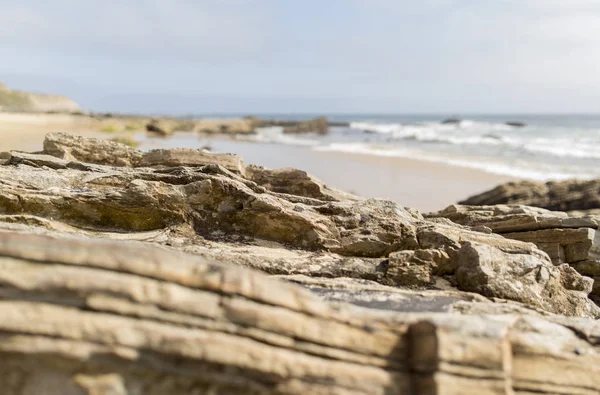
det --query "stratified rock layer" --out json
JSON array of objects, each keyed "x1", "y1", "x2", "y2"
[
  {"x1": 0, "y1": 133, "x2": 599, "y2": 394},
  {"x1": 460, "y1": 179, "x2": 600, "y2": 212},
  {"x1": 430, "y1": 204, "x2": 600, "y2": 303}
]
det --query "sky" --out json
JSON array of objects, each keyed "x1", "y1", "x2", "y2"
[{"x1": 1, "y1": 0, "x2": 600, "y2": 114}]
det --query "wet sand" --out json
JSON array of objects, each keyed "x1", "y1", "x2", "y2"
[{"x1": 185, "y1": 138, "x2": 515, "y2": 212}]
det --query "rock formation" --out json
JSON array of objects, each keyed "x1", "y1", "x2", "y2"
[
  {"x1": 505, "y1": 121, "x2": 527, "y2": 127},
  {"x1": 0, "y1": 133, "x2": 599, "y2": 393},
  {"x1": 282, "y1": 117, "x2": 328, "y2": 134},
  {"x1": 429, "y1": 204, "x2": 600, "y2": 303},
  {"x1": 145, "y1": 118, "x2": 174, "y2": 137},
  {"x1": 460, "y1": 179, "x2": 600, "y2": 213}
]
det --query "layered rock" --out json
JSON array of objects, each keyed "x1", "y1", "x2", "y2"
[
  {"x1": 42, "y1": 133, "x2": 245, "y2": 174},
  {"x1": 0, "y1": 134, "x2": 595, "y2": 317},
  {"x1": 461, "y1": 179, "x2": 600, "y2": 212},
  {"x1": 430, "y1": 204, "x2": 600, "y2": 303},
  {"x1": 0, "y1": 133, "x2": 599, "y2": 393},
  {"x1": 0, "y1": 224, "x2": 600, "y2": 394},
  {"x1": 43, "y1": 132, "x2": 144, "y2": 167},
  {"x1": 246, "y1": 165, "x2": 359, "y2": 201},
  {"x1": 141, "y1": 148, "x2": 246, "y2": 175}
]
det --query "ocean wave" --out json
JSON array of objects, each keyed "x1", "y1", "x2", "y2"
[
  {"x1": 314, "y1": 142, "x2": 596, "y2": 181},
  {"x1": 351, "y1": 119, "x2": 514, "y2": 134},
  {"x1": 252, "y1": 126, "x2": 321, "y2": 146},
  {"x1": 521, "y1": 138, "x2": 600, "y2": 159},
  {"x1": 349, "y1": 120, "x2": 600, "y2": 159}
]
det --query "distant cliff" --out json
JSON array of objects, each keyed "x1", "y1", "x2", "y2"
[{"x1": 0, "y1": 82, "x2": 81, "y2": 113}]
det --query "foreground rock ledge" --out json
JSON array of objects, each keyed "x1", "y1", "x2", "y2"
[
  {"x1": 0, "y1": 133, "x2": 599, "y2": 393},
  {"x1": 460, "y1": 179, "x2": 600, "y2": 214}
]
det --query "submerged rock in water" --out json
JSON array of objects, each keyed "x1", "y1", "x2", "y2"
[
  {"x1": 505, "y1": 121, "x2": 527, "y2": 127},
  {"x1": 0, "y1": 133, "x2": 600, "y2": 393},
  {"x1": 440, "y1": 118, "x2": 462, "y2": 124}
]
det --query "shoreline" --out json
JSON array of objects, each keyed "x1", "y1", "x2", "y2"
[
  {"x1": 166, "y1": 135, "x2": 515, "y2": 211},
  {"x1": 0, "y1": 112, "x2": 514, "y2": 211}
]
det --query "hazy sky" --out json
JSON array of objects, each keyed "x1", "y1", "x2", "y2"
[{"x1": 1, "y1": 0, "x2": 599, "y2": 114}]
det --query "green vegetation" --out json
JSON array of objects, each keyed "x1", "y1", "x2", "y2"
[
  {"x1": 110, "y1": 136, "x2": 140, "y2": 148},
  {"x1": 0, "y1": 89, "x2": 33, "y2": 111},
  {"x1": 125, "y1": 123, "x2": 141, "y2": 131},
  {"x1": 100, "y1": 124, "x2": 120, "y2": 133},
  {"x1": 173, "y1": 119, "x2": 197, "y2": 132}
]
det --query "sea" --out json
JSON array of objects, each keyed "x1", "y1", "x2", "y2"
[{"x1": 143, "y1": 114, "x2": 600, "y2": 181}]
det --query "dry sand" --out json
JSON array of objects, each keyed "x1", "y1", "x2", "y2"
[{"x1": 0, "y1": 113, "x2": 118, "y2": 151}]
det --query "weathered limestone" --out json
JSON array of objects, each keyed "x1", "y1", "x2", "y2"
[
  {"x1": 42, "y1": 132, "x2": 247, "y2": 174},
  {"x1": 0, "y1": 134, "x2": 595, "y2": 318},
  {"x1": 141, "y1": 148, "x2": 246, "y2": 175},
  {"x1": 246, "y1": 165, "x2": 359, "y2": 201},
  {"x1": 0, "y1": 232, "x2": 599, "y2": 394},
  {"x1": 430, "y1": 204, "x2": 600, "y2": 303},
  {"x1": 0, "y1": 133, "x2": 599, "y2": 393},
  {"x1": 461, "y1": 179, "x2": 600, "y2": 212},
  {"x1": 43, "y1": 132, "x2": 144, "y2": 167}
]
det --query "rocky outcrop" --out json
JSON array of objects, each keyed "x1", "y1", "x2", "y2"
[
  {"x1": 441, "y1": 118, "x2": 461, "y2": 124},
  {"x1": 248, "y1": 117, "x2": 331, "y2": 134},
  {"x1": 145, "y1": 118, "x2": 174, "y2": 136},
  {"x1": 283, "y1": 116, "x2": 328, "y2": 134},
  {"x1": 0, "y1": 224, "x2": 600, "y2": 394},
  {"x1": 43, "y1": 132, "x2": 144, "y2": 167},
  {"x1": 42, "y1": 133, "x2": 245, "y2": 174},
  {"x1": 460, "y1": 179, "x2": 600, "y2": 212},
  {"x1": 429, "y1": 204, "x2": 600, "y2": 303},
  {"x1": 0, "y1": 83, "x2": 81, "y2": 113},
  {"x1": 194, "y1": 118, "x2": 256, "y2": 134},
  {"x1": 141, "y1": 148, "x2": 246, "y2": 175},
  {"x1": 0, "y1": 133, "x2": 600, "y2": 393},
  {"x1": 246, "y1": 165, "x2": 359, "y2": 201},
  {"x1": 0, "y1": 134, "x2": 595, "y2": 318}
]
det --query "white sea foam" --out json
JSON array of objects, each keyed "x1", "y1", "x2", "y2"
[
  {"x1": 349, "y1": 120, "x2": 600, "y2": 160},
  {"x1": 314, "y1": 142, "x2": 596, "y2": 181},
  {"x1": 252, "y1": 126, "x2": 320, "y2": 146}
]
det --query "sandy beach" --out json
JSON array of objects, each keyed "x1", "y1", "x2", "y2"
[
  {"x1": 0, "y1": 113, "x2": 513, "y2": 212},
  {"x1": 185, "y1": 138, "x2": 515, "y2": 212},
  {"x1": 0, "y1": 113, "x2": 122, "y2": 152}
]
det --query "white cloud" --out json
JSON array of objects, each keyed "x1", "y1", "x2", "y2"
[
  {"x1": 0, "y1": 0, "x2": 271, "y2": 61},
  {"x1": 2, "y1": 0, "x2": 600, "y2": 112}
]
